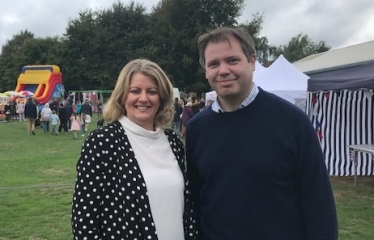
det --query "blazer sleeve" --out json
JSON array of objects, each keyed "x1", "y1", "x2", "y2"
[{"x1": 71, "y1": 131, "x2": 108, "y2": 239}]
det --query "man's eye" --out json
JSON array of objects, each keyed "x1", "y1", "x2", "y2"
[
  {"x1": 208, "y1": 63, "x2": 218, "y2": 68},
  {"x1": 229, "y1": 59, "x2": 239, "y2": 64}
]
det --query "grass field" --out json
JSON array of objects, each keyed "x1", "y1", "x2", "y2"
[{"x1": 0, "y1": 116, "x2": 374, "y2": 239}]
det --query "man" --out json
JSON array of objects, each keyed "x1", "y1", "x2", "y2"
[
  {"x1": 64, "y1": 100, "x2": 73, "y2": 129},
  {"x1": 185, "y1": 27, "x2": 337, "y2": 240},
  {"x1": 58, "y1": 102, "x2": 68, "y2": 134},
  {"x1": 81, "y1": 98, "x2": 92, "y2": 131},
  {"x1": 24, "y1": 97, "x2": 38, "y2": 135}
]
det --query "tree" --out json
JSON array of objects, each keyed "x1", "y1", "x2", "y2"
[
  {"x1": 0, "y1": 30, "x2": 34, "y2": 92},
  {"x1": 239, "y1": 13, "x2": 276, "y2": 63},
  {"x1": 61, "y1": 1, "x2": 151, "y2": 91},
  {"x1": 275, "y1": 33, "x2": 331, "y2": 62},
  {"x1": 149, "y1": 0, "x2": 245, "y2": 95}
]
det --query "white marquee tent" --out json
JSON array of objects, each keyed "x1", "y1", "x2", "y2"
[{"x1": 254, "y1": 54, "x2": 309, "y2": 110}]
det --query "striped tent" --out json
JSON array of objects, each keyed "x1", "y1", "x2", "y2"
[{"x1": 306, "y1": 61, "x2": 374, "y2": 176}]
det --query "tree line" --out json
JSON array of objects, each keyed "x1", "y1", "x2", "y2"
[{"x1": 0, "y1": 0, "x2": 330, "y2": 94}]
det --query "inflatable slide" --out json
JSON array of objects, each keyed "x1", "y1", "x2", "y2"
[{"x1": 15, "y1": 65, "x2": 65, "y2": 105}]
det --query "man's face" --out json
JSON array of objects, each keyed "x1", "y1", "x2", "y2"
[{"x1": 204, "y1": 36, "x2": 256, "y2": 106}]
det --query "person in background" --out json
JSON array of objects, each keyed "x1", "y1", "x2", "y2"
[
  {"x1": 181, "y1": 101, "x2": 194, "y2": 137},
  {"x1": 16, "y1": 100, "x2": 25, "y2": 121},
  {"x1": 171, "y1": 97, "x2": 183, "y2": 135},
  {"x1": 185, "y1": 27, "x2": 338, "y2": 240},
  {"x1": 65, "y1": 100, "x2": 73, "y2": 130},
  {"x1": 191, "y1": 96, "x2": 200, "y2": 115},
  {"x1": 4, "y1": 100, "x2": 12, "y2": 122},
  {"x1": 75, "y1": 100, "x2": 82, "y2": 115},
  {"x1": 50, "y1": 99, "x2": 58, "y2": 112},
  {"x1": 70, "y1": 112, "x2": 81, "y2": 140},
  {"x1": 198, "y1": 98, "x2": 205, "y2": 111},
  {"x1": 178, "y1": 99, "x2": 185, "y2": 133},
  {"x1": 41, "y1": 103, "x2": 52, "y2": 133},
  {"x1": 58, "y1": 102, "x2": 68, "y2": 134},
  {"x1": 71, "y1": 59, "x2": 198, "y2": 240},
  {"x1": 80, "y1": 98, "x2": 92, "y2": 132},
  {"x1": 97, "y1": 98, "x2": 103, "y2": 117},
  {"x1": 24, "y1": 97, "x2": 38, "y2": 135},
  {"x1": 80, "y1": 112, "x2": 86, "y2": 137},
  {"x1": 33, "y1": 99, "x2": 42, "y2": 128},
  {"x1": 50, "y1": 110, "x2": 60, "y2": 136},
  {"x1": 10, "y1": 99, "x2": 17, "y2": 121}
]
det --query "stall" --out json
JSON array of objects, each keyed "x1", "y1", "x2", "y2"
[{"x1": 307, "y1": 61, "x2": 374, "y2": 176}]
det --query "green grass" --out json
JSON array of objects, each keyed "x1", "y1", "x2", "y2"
[
  {"x1": 0, "y1": 116, "x2": 374, "y2": 239},
  {"x1": 0, "y1": 116, "x2": 90, "y2": 239}
]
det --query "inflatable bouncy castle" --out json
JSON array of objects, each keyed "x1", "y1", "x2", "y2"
[{"x1": 15, "y1": 65, "x2": 65, "y2": 105}]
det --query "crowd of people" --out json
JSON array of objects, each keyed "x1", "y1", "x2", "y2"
[
  {"x1": 3, "y1": 98, "x2": 24, "y2": 122},
  {"x1": 171, "y1": 96, "x2": 213, "y2": 137},
  {"x1": 2, "y1": 96, "x2": 94, "y2": 139}
]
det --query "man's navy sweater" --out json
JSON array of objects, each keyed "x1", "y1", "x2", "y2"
[{"x1": 186, "y1": 89, "x2": 337, "y2": 240}]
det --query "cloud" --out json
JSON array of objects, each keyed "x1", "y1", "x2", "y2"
[
  {"x1": 239, "y1": 0, "x2": 374, "y2": 49},
  {"x1": 1, "y1": 0, "x2": 374, "y2": 50}
]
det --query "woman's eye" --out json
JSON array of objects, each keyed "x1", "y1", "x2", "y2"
[{"x1": 148, "y1": 90, "x2": 158, "y2": 95}]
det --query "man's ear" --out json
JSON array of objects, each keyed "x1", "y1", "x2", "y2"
[{"x1": 250, "y1": 54, "x2": 257, "y2": 63}]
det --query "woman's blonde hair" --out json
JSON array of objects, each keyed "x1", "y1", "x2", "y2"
[{"x1": 103, "y1": 59, "x2": 175, "y2": 129}]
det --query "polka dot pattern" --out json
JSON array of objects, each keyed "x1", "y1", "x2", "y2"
[{"x1": 71, "y1": 121, "x2": 200, "y2": 239}]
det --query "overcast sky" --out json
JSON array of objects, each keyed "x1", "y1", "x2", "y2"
[{"x1": 1, "y1": 0, "x2": 374, "y2": 51}]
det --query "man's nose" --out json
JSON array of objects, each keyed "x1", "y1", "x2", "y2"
[{"x1": 218, "y1": 63, "x2": 230, "y2": 75}]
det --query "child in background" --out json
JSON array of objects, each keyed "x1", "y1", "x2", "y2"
[
  {"x1": 50, "y1": 110, "x2": 60, "y2": 136},
  {"x1": 80, "y1": 113, "x2": 86, "y2": 137},
  {"x1": 70, "y1": 112, "x2": 81, "y2": 140}
]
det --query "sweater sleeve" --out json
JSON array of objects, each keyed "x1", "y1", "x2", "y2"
[{"x1": 294, "y1": 113, "x2": 338, "y2": 240}]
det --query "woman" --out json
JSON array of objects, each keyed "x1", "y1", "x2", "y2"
[
  {"x1": 16, "y1": 100, "x2": 25, "y2": 121},
  {"x1": 71, "y1": 59, "x2": 198, "y2": 240},
  {"x1": 181, "y1": 101, "x2": 194, "y2": 137},
  {"x1": 40, "y1": 103, "x2": 52, "y2": 133}
]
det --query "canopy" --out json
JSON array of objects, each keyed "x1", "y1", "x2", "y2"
[
  {"x1": 307, "y1": 61, "x2": 374, "y2": 91},
  {"x1": 294, "y1": 40, "x2": 374, "y2": 74},
  {"x1": 306, "y1": 60, "x2": 374, "y2": 176},
  {"x1": 254, "y1": 54, "x2": 309, "y2": 108},
  {"x1": 255, "y1": 54, "x2": 309, "y2": 91},
  {"x1": 254, "y1": 61, "x2": 267, "y2": 78}
]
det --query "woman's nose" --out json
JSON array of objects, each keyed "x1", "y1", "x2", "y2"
[{"x1": 138, "y1": 91, "x2": 148, "y2": 101}]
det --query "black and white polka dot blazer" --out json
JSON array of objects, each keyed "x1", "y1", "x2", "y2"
[{"x1": 71, "y1": 121, "x2": 199, "y2": 240}]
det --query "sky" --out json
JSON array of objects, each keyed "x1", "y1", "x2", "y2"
[{"x1": 1, "y1": 0, "x2": 374, "y2": 51}]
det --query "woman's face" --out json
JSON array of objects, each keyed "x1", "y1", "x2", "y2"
[{"x1": 124, "y1": 73, "x2": 160, "y2": 131}]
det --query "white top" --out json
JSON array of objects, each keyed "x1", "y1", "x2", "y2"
[
  {"x1": 119, "y1": 116, "x2": 185, "y2": 240},
  {"x1": 41, "y1": 107, "x2": 52, "y2": 121}
]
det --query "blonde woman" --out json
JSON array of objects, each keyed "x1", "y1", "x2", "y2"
[{"x1": 72, "y1": 59, "x2": 199, "y2": 240}]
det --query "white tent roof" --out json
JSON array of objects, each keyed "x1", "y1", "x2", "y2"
[
  {"x1": 254, "y1": 61, "x2": 267, "y2": 79},
  {"x1": 255, "y1": 54, "x2": 309, "y2": 91},
  {"x1": 293, "y1": 40, "x2": 374, "y2": 73}
]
